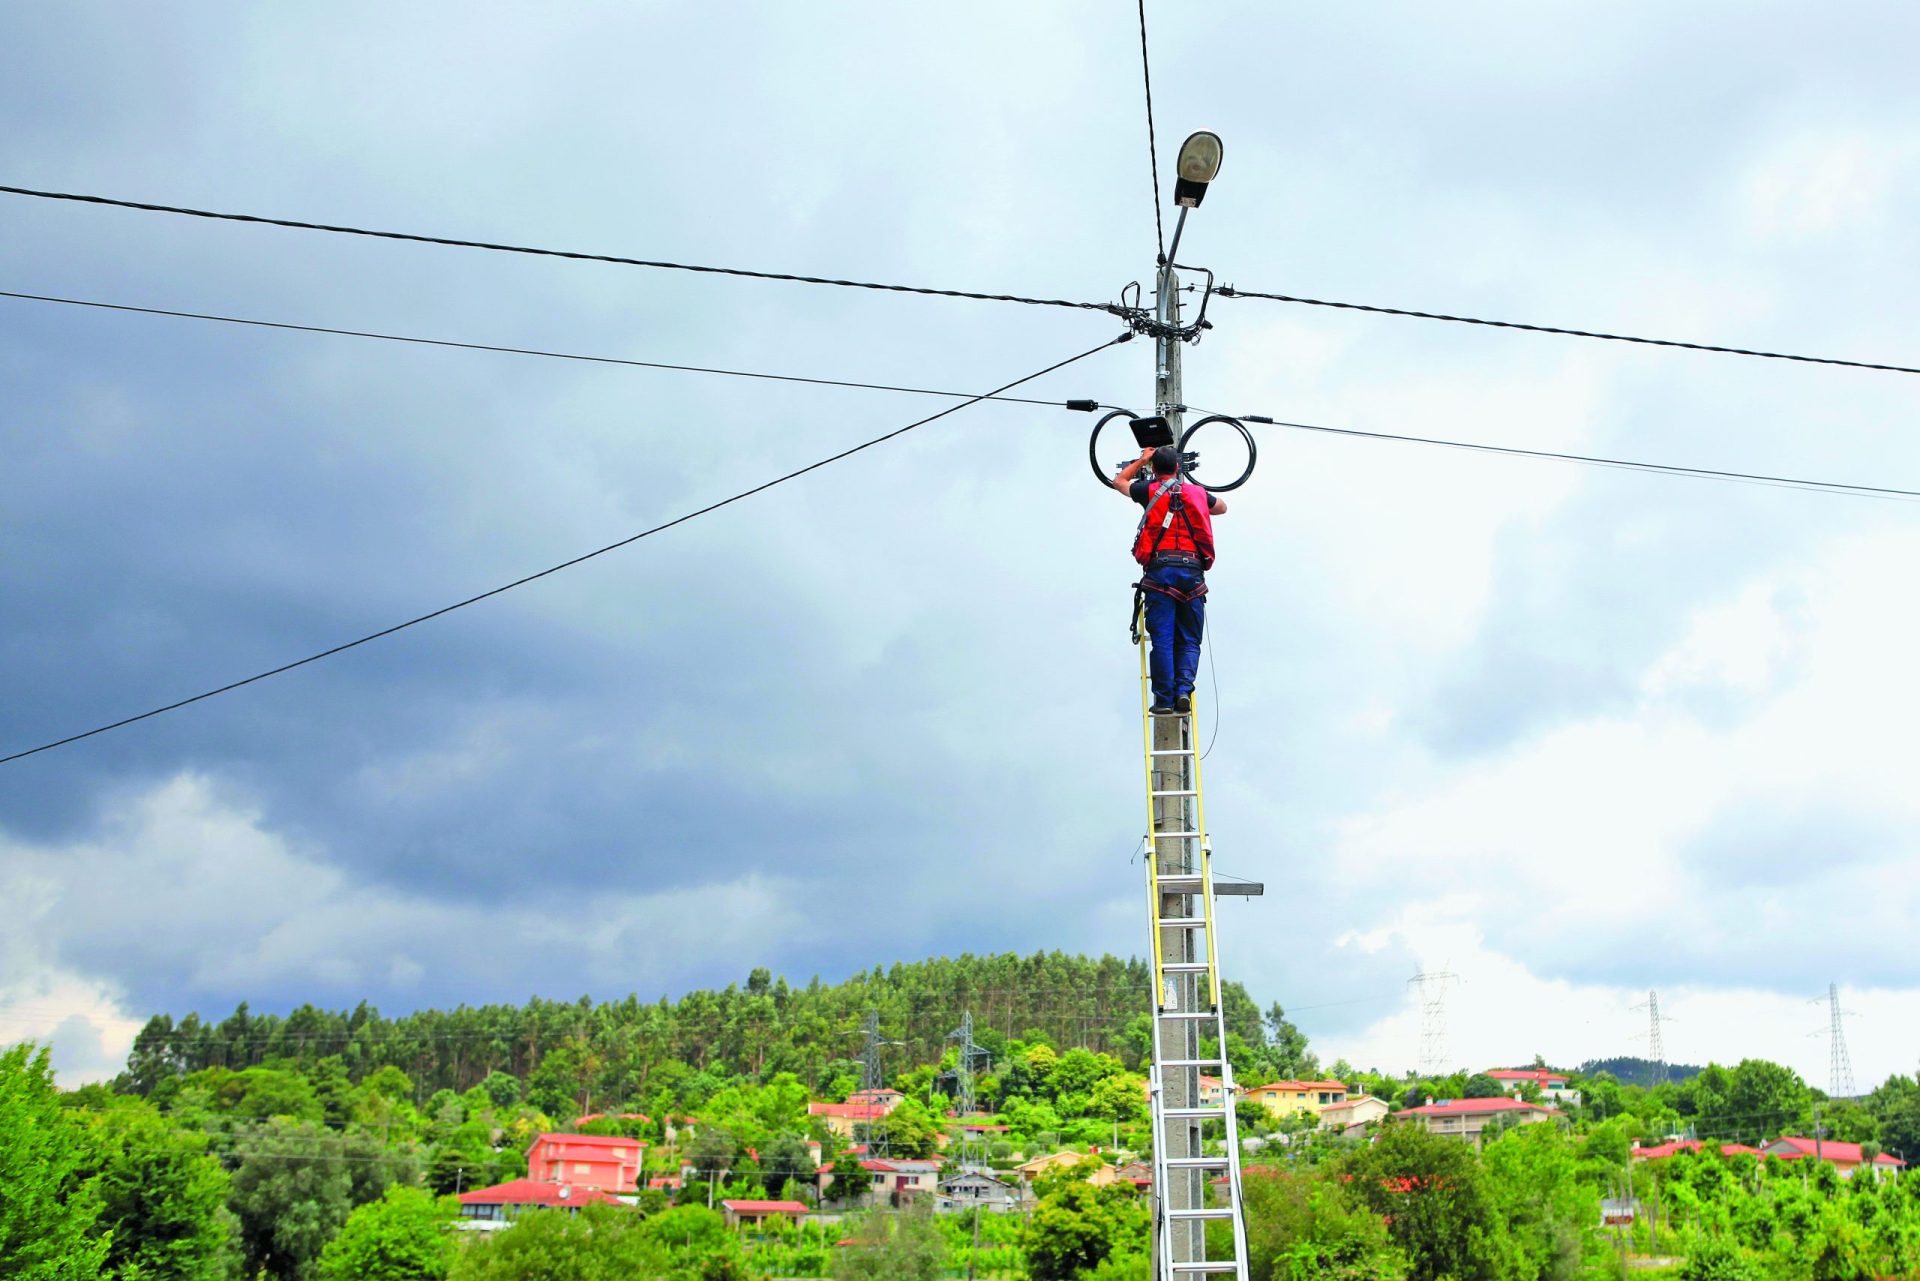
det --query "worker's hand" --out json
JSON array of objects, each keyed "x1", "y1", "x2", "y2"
[{"x1": 1139, "y1": 447, "x2": 1155, "y2": 462}]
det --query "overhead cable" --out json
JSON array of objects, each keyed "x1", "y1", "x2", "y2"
[
  {"x1": 1135, "y1": 0, "x2": 1165, "y2": 262},
  {"x1": 1215, "y1": 409, "x2": 1920, "y2": 501},
  {"x1": 1216, "y1": 285, "x2": 1920, "y2": 377},
  {"x1": 0, "y1": 185, "x2": 1115, "y2": 315},
  {"x1": 0, "y1": 289, "x2": 1095, "y2": 409},
  {"x1": 0, "y1": 334, "x2": 1129, "y2": 766}
]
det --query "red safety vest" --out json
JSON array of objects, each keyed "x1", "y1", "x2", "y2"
[{"x1": 1132, "y1": 476, "x2": 1215, "y2": 569}]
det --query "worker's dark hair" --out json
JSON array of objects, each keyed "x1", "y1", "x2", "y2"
[{"x1": 1150, "y1": 445, "x2": 1181, "y2": 476}]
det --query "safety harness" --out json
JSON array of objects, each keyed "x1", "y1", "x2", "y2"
[{"x1": 1129, "y1": 476, "x2": 1211, "y2": 643}]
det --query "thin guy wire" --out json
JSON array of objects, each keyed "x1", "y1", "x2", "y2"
[
  {"x1": 0, "y1": 335, "x2": 1127, "y2": 766},
  {"x1": 1216, "y1": 285, "x2": 1920, "y2": 377},
  {"x1": 0, "y1": 289, "x2": 1081, "y2": 409},
  {"x1": 1136, "y1": 0, "x2": 1165, "y2": 262},
  {"x1": 1209, "y1": 410, "x2": 1920, "y2": 502},
  {"x1": 0, "y1": 185, "x2": 1112, "y2": 314}
]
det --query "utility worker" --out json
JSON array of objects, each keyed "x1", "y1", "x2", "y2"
[{"x1": 1115, "y1": 444, "x2": 1226, "y2": 715}]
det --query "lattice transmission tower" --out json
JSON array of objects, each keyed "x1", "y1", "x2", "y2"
[
  {"x1": 946, "y1": 1011, "x2": 992, "y2": 1171},
  {"x1": 1812, "y1": 983, "x2": 1856, "y2": 1098},
  {"x1": 1630, "y1": 991, "x2": 1676, "y2": 1087},
  {"x1": 1408, "y1": 968, "x2": 1458, "y2": 1076}
]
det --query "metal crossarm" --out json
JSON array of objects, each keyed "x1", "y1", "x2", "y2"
[{"x1": 1138, "y1": 614, "x2": 1250, "y2": 1281}]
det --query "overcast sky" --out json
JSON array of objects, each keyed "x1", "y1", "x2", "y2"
[{"x1": 4, "y1": 2, "x2": 1918, "y2": 1094}]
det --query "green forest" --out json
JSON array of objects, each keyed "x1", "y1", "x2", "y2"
[{"x1": 6, "y1": 950, "x2": 1920, "y2": 1281}]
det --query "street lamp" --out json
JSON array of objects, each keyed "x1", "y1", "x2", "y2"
[
  {"x1": 1172, "y1": 131, "x2": 1224, "y2": 208},
  {"x1": 1163, "y1": 130, "x2": 1222, "y2": 273}
]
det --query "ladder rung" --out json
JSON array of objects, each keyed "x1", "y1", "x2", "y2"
[
  {"x1": 1168, "y1": 1208, "x2": 1236, "y2": 1220},
  {"x1": 1155, "y1": 1010, "x2": 1219, "y2": 1021},
  {"x1": 1156, "y1": 917, "x2": 1208, "y2": 929},
  {"x1": 1159, "y1": 1058, "x2": 1223, "y2": 1068},
  {"x1": 1161, "y1": 1105, "x2": 1227, "y2": 1119},
  {"x1": 1155, "y1": 876, "x2": 1207, "y2": 894},
  {"x1": 1171, "y1": 1262, "x2": 1240, "y2": 1274},
  {"x1": 1150, "y1": 788, "x2": 1199, "y2": 797},
  {"x1": 1163, "y1": 1156, "x2": 1231, "y2": 1168},
  {"x1": 1159, "y1": 961, "x2": 1213, "y2": 973},
  {"x1": 1149, "y1": 747, "x2": 1195, "y2": 756},
  {"x1": 1152, "y1": 831, "x2": 1203, "y2": 839}
]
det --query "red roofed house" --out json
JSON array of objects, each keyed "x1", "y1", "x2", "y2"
[
  {"x1": 809, "y1": 1101, "x2": 893, "y2": 1140},
  {"x1": 1762, "y1": 1137, "x2": 1907, "y2": 1181},
  {"x1": 721, "y1": 1199, "x2": 810, "y2": 1230},
  {"x1": 1485, "y1": 1069, "x2": 1582, "y2": 1108},
  {"x1": 526, "y1": 1132, "x2": 645, "y2": 1194},
  {"x1": 1392, "y1": 1097, "x2": 1557, "y2": 1148},
  {"x1": 846, "y1": 1088, "x2": 905, "y2": 1111},
  {"x1": 1242, "y1": 1080, "x2": 1349, "y2": 1119},
  {"x1": 457, "y1": 1179, "x2": 622, "y2": 1229},
  {"x1": 1632, "y1": 1139, "x2": 1767, "y2": 1162},
  {"x1": 820, "y1": 1157, "x2": 943, "y2": 1202}
]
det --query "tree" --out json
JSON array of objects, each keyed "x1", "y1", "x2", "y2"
[
  {"x1": 688, "y1": 1125, "x2": 738, "y2": 1182},
  {"x1": 447, "y1": 1204, "x2": 670, "y2": 1281},
  {"x1": 1024, "y1": 1180, "x2": 1150, "y2": 1281},
  {"x1": 1339, "y1": 1122, "x2": 1514, "y2": 1281},
  {"x1": 829, "y1": 1205, "x2": 946, "y2": 1281},
  {"x1": 1236, "y1": 1169, "x2": 1405, "y2": 1281},
  {"x1": 317, "y1": 1187, "x2": 455, "y2": 1281},
  {"x1": 0, "y1": 1043, "x2": 109, "y2": 1281},
  {"x1": 868, "y1": 1097, "x2": 942, "y2": 1159},
  {"x1": 228, "y1": 1119, "x2": 354, "y2": 1280},
  {"x1": 1463, "y1": 1074, "x2": 1504, "y2": 1100},
  {"x1": 1263, "y1": 1004, "x2": 1315, "y2": 1078},
  {"x1": 759, "y1": 1132, "x2": 818, "y2": 1198},
  {"x1": 80, "y1": 1103, "x2": 232, "y2": 1281}
]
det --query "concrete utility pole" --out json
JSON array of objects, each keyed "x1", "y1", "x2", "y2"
[{"x1": 1147, "y1": 266, "x2": 1205, "y2": 1276}]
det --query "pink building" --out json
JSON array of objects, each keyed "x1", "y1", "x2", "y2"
[{"x1": 525, "y1": 1132, "x2": 645, "y2": 1194}]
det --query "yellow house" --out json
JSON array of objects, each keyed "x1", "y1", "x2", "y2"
[{"x1": 1241, "y1": 1080, "x2": 1348, "y2": 1119}]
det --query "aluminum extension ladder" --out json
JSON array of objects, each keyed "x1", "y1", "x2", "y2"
[{"x1": 1137, "y1": 622, "x2": 1250, "y2": 1280}]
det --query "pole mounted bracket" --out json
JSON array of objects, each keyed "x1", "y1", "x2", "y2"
[{"x1": 1110, "y1": 264, "x2": 1217, "y2": 344}]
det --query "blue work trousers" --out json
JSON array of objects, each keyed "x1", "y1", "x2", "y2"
[{"x1": 1141, "y1": 563, "x2": 1206, "y2": 706}]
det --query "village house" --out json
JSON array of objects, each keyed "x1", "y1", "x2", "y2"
[
  {"x1": 820, "y1": 1157, "x2": 943, "y2": 1202},
  {"x1": 1485, "y1": 1068, "x2": 1583, "y2": 1108},
  {"x1": 807, "y1": 1100, "x2": 892, "y2": 1140},
  {"x1": 1014, "y1": 1151, "x2": 1118, "y2": 1191},
  {"x1": 1762, "y1": 1137, "x2": 1908, "y2": 1181},
  {"x1": 456, "y1": 1179, "x2": 622, "y2": 1230},
  {"x1": 1391, "y1": 1097, "x2": 1556, "y2": 1148},
  {"x1": 1631, "y1": 1139, "x2": 1768, "y2": 1161},
  {"x1": 525, "y1": 1132, "x2": 645, "y2": 1194},
  {"x1": 1241, "y1": 1080, "x2": 1349, "y2": 1119},
  {"x1": 935, "y1": 1170, "x2": 1023, "y2": 1212},
  {"x1": 721, "y1": 1199, "x2": 810, "y2": 1231},
  {"x1": 1317, "y1": 1094, "x2": 1390, "y2": 1134}
]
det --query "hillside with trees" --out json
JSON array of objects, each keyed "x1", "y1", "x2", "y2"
[{"x1": 7, "y1": 952, "x2": 1920, "y2": 1280}]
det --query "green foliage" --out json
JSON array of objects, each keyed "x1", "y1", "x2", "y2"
[
  {"x1": 1676, "y1": 1234, "x2": 1764, "y2": 1281},
  {"x1": 78, "y1": 1102, "x2": 232, "y2": 1281},
  {"x1": 1024, "y1": 1181, "x2": 1150, "y2": 1281},
  {"x1": 1236, "y1": 1169, "x2": 1406, "y2": 1281},
  {"x1": 0, "y1": 1042, "x2": 110, "y2": 1281},
  {"x1": 316, "y1": 1187, "x2": 455, "y2": 1281},
  {"x1": 447, "y1": 1204, "x2": 671, "y2": 1281},
  {"x1": 758, "y1": 1131, "x2": 817, "y2": 1197},
  {"x1": 868, "y1": 1096, "x2": 942, "y2": 1159},
  {"x1": 1479, "y1": 1122, "x2": 1599, "y2": 1281},
  {"x1": 1339, "y1": 1121, "x2": 1513, "y2": 1281},
  {"x1": 829, "y1": 1206, "x2": 947, "y2": 1281},
  {"x1": 1463, "y1": 1074, "x2": 1504, "y2": 1099},
  {"x1": 228, "y1": 1118, "x2": 354, "y2": 1280}
]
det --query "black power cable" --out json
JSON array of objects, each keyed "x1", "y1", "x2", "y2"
[
  {"x1": 1135, "y1": 0, "x2": 1165, "y2": 263},
  {"x1": 0, "y1": 289, "x2": 1097, "y2": 410},
  {"x1": 1220, "y1": 410, "x2": 1920, "y2": 501},
  {"x1": 0, "y1": 334, "x2": 1129, "y2": 766},
  {"x1": 1217, "y1": 286, "x2": 1920, "y2": 377},
  {"x1": 0, "y1": 185, "x2": 1116, "y2": 315}
]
